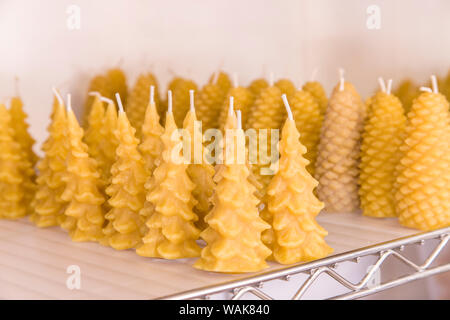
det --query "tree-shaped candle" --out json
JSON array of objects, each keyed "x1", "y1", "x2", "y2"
[
  {"x1": 395, "y1": 76, "x2": 450, "y2": 231},
  {"x1": 315, "y1": 70, "x2": 366, "y2": 213},
  {"x1": 0, "y1": 103, "x2": 27, "y2": 219},
  {"x1": 360, "y1": 79, "x2": 406, "y2": 218},
  {"x1": 60, "y1": 95, "x2": 105, "y2": 242},
  {"x1": 84, "y1": 93, "x2": 105, "y2": 171},
  {"x1": 288, "y1": 89, "x2": 323, "y2": 175},
  {"x1": 103, "y1": 94, "x2": 147, "y2": 249},
  {"x1": 30, "y1": 90, "x2": 69, "y2": 227},
  {"x1": 184, "y1": 90, "x2": 215, "y2": 230},
  {"x1": 262, "y1": 95, "x2": 333, "y2": 264},
  {"x1": 136, "y1": 91, "x2": 201, "y2": 259},
  {"x1": 126, "y1": 73, "x2": 160, "y2": 138},
  {"x1": 194, "y1": 108, "x2": 271, "y2": 273}
]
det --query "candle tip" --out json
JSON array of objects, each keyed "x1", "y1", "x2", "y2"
[
  {"x1": 52, "y1": 87, "x2": 64, "y2": 107},
  {"x1": 189, "y1": 90, "x2": 195, "y2": 113},
  {"x1": 228, "y1": 96, "x2": 234, "y2": 116},
  {"x1": 269, "y1": 72, "x2": 274, "y2": 87},
  {"x1": 100, "y1": 97, "x2": 114, "y2": 105},
  {"x1": 419, "y1": 86, "x2": 433, "y2": 93},
  {"x1": 378, "y1": 77, "x2": 386, "y2": 93},
  {"x1": 236, "y1": 110, "x2": 242, "y2": 130},
  {"x1": 88, "y1": 91, "x2": 101, "y2": 98},
  {"x1": 387, "y1": 79, "x2": 393, "y2": 95},
  {"x1": 167, "y1": 90, "x2": 173, "y2": 113},
  {"x1": 338, "y1": 68, "x2": 345, "y2": 91},
  {"x1": 66, "y1": 94, "x2": 72, "y2": 112},
  {"x1": 431, "y1": 75, "x2": 438, "y2": 93},
  {"x1": 115, "y1": 93, "x2": 124, "y2": 113},
  {"x1": 149, "y1": 85, "x2": 155, "y2": 105},
  {"x1": 281, "y1": 94, "x2": 293, "y2": 121}
]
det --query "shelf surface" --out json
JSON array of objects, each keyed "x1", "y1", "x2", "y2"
[{"x1": 0, "y1": 213, "x2": 427, "y2": 299}]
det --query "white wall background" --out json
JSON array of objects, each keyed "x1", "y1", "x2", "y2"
[{"x1": 0, "y1": 0, "x2": 449, "y2": 299}]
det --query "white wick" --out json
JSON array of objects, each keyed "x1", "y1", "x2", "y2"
[
  {"x1": 88, "y1": 91, "x2": 101, "y2": 98},
  {"x1": 150, "y1": 85, "x2": 155, "y2": 104},
  {"x1": 66, "y1": 94, "x2": 72, "y2": 112},
  {"x1": 233, "y1": 73, "x2": 238, "y2": 88},
  {"x1": 387, "y1": 79, "x2": 393, "y2": 95},
  {"x1": 52, "y1": 87, "x2": 64, "y2": 106},
  {"x1": 212, "y1": 72, "x2": 218, "y2": 84},
  {"x1": 167, "y1": 90, "x2": 173, "y2": 113},
  {"x1": 269, "y1": 72, "x2": 274, "y2": 87},
  {"x1": 228, "y1": 96, "x2": 234, "y2": 116},
  {"x1": 419, "y1": 87, "x2": 433, "y2": 93},
  {"x1": 100, "y1": 97, "x2": 114, "y2": 105},
  {"x1": 115, "y1": 93, "x2": 124, "y2": 113},
  {"x1": 378, "y1": 77, "x2": 386, "y2": 93},
  {"x1": 281, "y1": 94, "x2": 293, "y2": 120},
  {"x1": 236, "y1": 110, "x2": 242, "y2": 130},
  {"x1": 189, "y1": 89, "x2": 195, "y2": 113},
  {"x1": 339, "y1": 68, "x2": 345, "y2": 91},
  {"x1": 431, "y1": 75, "x2": 438, "y2": 93}
]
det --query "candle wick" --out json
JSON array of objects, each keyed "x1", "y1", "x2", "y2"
[
  {"x1": 150, "y1": 85, "x2": 155, "y2": 105},
  {"x1": 339, "y1": 68, "x2": 345, "y2": 92},
  {"x1": 52, "y1": 86, "x2": 64, "y2": 107},
  {"x1": 269, "y1": 72, "x2": 274, "y2": 87},
  {"x1": 281, "y1": 94, "x2": 294, "y2": 121},
  {"x1": 236, "y1": 110, "x2": 242, "y2": 130},
  {"x1": 386, "y1": 79, "x2": 393, "y2": 95},
  {"x1": 100, "y1": 97, "x2": 114, "y2": 105},
  {"x1": 378, "y1": 77, "x2": 386, "y2": 93},
  {"x1": 228, "y1": 96, "x2": 234, "y2": 116},
  {"x1": 233, "y1": 72, "x2": 239, "y2": 88},
  {"x1": 189, "y1": 89, "x2": 195, "y2": 113},
  {"x1": 212, "y1": 72, "x2": 218, "y2": 84},
  {"x1": 167, "y1": 90, "x2": 173, "y2": 113},
  {"x1": 88, "y1": 91, "x2": 101, "y2": 98},
  {"x1": 419, "y1": 87, "x2": 433, "y2": 93},
  {"x1": 431, "y1": 75, "x2": 439, "y2": 93},
  {"x1": 115, "y1": 93, "x2": 124, "y2": 113},
  {"x1": 66, "y1": 93, "x2": 72, "y2": 112}
]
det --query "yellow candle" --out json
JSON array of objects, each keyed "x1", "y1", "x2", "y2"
[
  {"x1": 169, "y1": 78, "x2": 198, "y2": 128},
  {"x1": 98, "y1": 98, "x2": 119, "y2": 186},
  {"x1": 0, "y1": 104, "x2": 27, "y2": 219},
  {"x1": 395, "y1": 79, "x2": 450, "y2": 231},
  {"x1": 218, "y1": 86, "x2": 254, "y2": 131},
  {"x1": 263, "y1": 100, "x2": 332, "y2": 264},
  {"x1": 194, "y1": 111, "x2": 271, "y2": 273},
  {"x1": 137, "y1": 100, "x2": 201, "y2": 259},
  {"x1": 31, "y1": 93, "x2": 69, "y2": 227},
  {"x1": 275, "y1": 79, "x2": 296, "y2": 98},
  {"x1": 315, "y1": 78, "x2": 366, "y2": 213},
  {"x1": 248, "y1": 78, "x2": 268, "y2": 97},
  {"x1": 103, "y1": 97, "x2": 147, "y2": 249},
  {"x1": 107, "y1": 68, "x2": 128, "y2": 106},
  {"x1": 82, "y1": 75, "x2": 112, "y2": 127},
  {"x1": 126, "y1": 73, "x2": 160, "y2": 138},
  {"x1": 84, "y1": 95, "x2": 105, "y2": 173},
  {"x1": 60, "y1": 103, "x2": 105, "y2": 242},
  {"x1": 209, "y1": 71, "x2": 232, "y2": 95},
  {"x1": 360, "y1": 86, "x2": 406, "y2": 218},
  {"x1": 302, "y1": 81, "x2": 328, "y2": 115},
  {"x1": 393, "y1": 79, "x2": 419, "y2": 114},
  {"x1": 195, "y1": 82, "x2": 224, "y2": 131}
]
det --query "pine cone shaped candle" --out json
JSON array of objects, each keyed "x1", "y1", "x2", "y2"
[
  {"x1": 0, "y1": 104, "x2": 27, "y2": 219},
  {"x1": 275, "y1": 79, "x2": 296, "y2": 98},
  {"x1": 126, "y1": 73, "x2": 160, "y2": 138},
  {"x1": 218, "y1": 86, "x2": 254, "y2": 131},
  {"x1": 136, "y1": 109, "x2": 201, "y2": 259},
  {"x1": 395, "y1": 82, "x2": 450, "y2": 231},
  {"x1": 303, "y1": 81, "x2": 328, "y2": 115},
  {"x1": 289, "y1": 90, "x2": 323, "y2": 175},
  {"x1": 103, "y1": 103, "x2": 147, "y2": 249},
  {"x1": 59, "y1": 105, "x2": 105, "y2": 242},
  {"x1": 194, "y1": 114, "x2": 271, "y2": 273},
  {"x1": 107, "y1": 68, "x2": 128, "y2": 106},
  {"x1": 248, "y1": 78, "x2": 268, "y2": 97},
  {"x1": 360, "y1": 89, "x2": 406, "y2": 218},
  {"x1": 209, "y1": 71, "x2": 232, "y2": 96},
  {"x1": 315, "y1": 80, "x2": 366, "y2": 213},
  {"x1": 263, "y1": 103, "x2": 332, "y2": 264},
  {"x1": 30, "y1": 97, "x2": 69, "y2": 227},
  {"x1": 183, "y1": 94, "x2": 215, "y2": 231},
  {"x1": 9, "y1": 97, "x2": 38, "y2": 167},
  {"x1": 195, "y1": 82, "x2": 225, "y2": 131}
]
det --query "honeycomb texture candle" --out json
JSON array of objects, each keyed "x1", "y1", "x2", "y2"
[
  {"x1": 359, "y1": 91, "x2": 406, "y2": 218},
  {"x1": 275, "y1": 79, "x2": 296, "y2": 98},
  {"x1": 30, "y1": 101, "x2": 69, "y2": 227},
  {"x1": 395, "y1": 90, "x2": 450, "y2": 231},
  {"x1": 218, "y1": 86, "x2": 254, "y2": 131},
  {"x1": 136, "y1": 112, "x2": 201, "y2": 259},
  {"x1": 59, "y1": 108, "x2": 105, "y2": 241},
  {"x1": 315, "y1": 81, "x2": 366, "y2": 213},
  {"x1": 9, "y1": 97, "x2": 38, "y2": 167},
  {"x1": 0, "y1": 104, "x2": 27, "y2": 219},
  {"x1": 303, "y1": 81, "x2": 328, "y2": 115},
  {"x1": 289, "y1": 90, "x2": 323, "y2": 175},
  {"x1": 183, "y1": 108, "x2": 215, "y2": 231},
  {"x1": 263, "y1": 119, "x2": 332, "y2": 264},
  {"x1": 103, "y1": 111, "x2": 147, "y2": 249},
  {"x1": 248, "y1": 78, "x2": 268, "y2": 97},
  {"x1": 126, "y1": 73, "x2": 160, "y2": 138},
  {"x1": 194, "y1": 124, "x2": 271, "y2": 273},
  {"x1": 195, "y1": 82, "x2": 225, "y2": 131}
]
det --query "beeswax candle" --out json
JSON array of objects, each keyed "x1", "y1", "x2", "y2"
[
  {"x1": 262, "y1": 96, "x2": 332, "y2": 264},
  {"x1": 137, "y1": 92, "x2": 201, "y2": 259},
  {"x1": 30, "y1": 91, "x2": 69, "y2": 227},
  {"x1": 0, "y1": 104, "x2": 27, "y2": 219},
  {"x1": 103, "y1": 94, "x2": 147, "y2": 249},
  {"x1": 107, "y1": 68, "x2": 128, "y2": 106},
  {"x1": 248, "y1": 78, "x2": 268, "y2": 97},
  {"x1": 60, "y1": 96, "x2": 105, "y2": 242},
  {"x1": 360, "y1": 81, "x2": 406, "y2": 218},
  {"x1": 84, "y1": 94, "x2": 105, "y2": 172},
  {"x1": 315, "y1": 75, "x2": 366, "y2": 213},
  {"x1": 170, "y1": 78, "x2": 198, "y2": 128},
  {"x1": 126, "y1": 73, "x2": 160, "y2": 138},
  {"x1": 194, "y1": 82, "x2": 225, "y2": 131},
  {"x1": 303, "y1": 81, "x2": 328, "y2": 115},
  {"x1": 288, "y1": 90, "x2": 323, "y2": 175},
  {"x1": 209, "y1": 71, "x2": 232, "y2": 96},
  {"x1": 395, "y1": 78, "x2": 450, "y2": 231},
  {"x1": 275, "y1": 79, "x2": 296, "y2": 98},
  {"x1": 194, "y1": 110, "x2": 271, "y2": 273},
  {"x1": 184, "y1": 90, "x2": 215, "y2": 230},
  {"x1": 83, "y1": 75, "x2": 112, "y2": 126},
  {"x1": 393, "y1": 79, "x2": 418, "y2": 114},
  {"x1": 98, "y1": 98, "x2": 119, "y2": 186}
]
